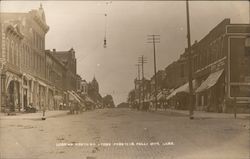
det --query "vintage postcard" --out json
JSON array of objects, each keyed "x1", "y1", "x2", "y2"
[{"x1": 0, "y1": 1, "x2": 249, "y2": 159}]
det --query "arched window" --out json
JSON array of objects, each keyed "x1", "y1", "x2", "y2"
[
  {"x1": 6, "y1": 38, "x2": 9, "y2": 61},
  {"x1": 10, "y1": 41, "x2": 14, "y2": 63},
  {"x1": 14, "y1": 43, "x2": 18, "y2": 65},
  {"x1": 28, "y1": 47, "x2": 31, "y2": 67},
  {"x1": 24, "y1": 45, "x2": 26, "y2": 67},
  {"x1": 20, "y1": 44, "x2": 23, "y2": 66},
  {"x1": 25, "y1": 45, "x2": 28, "y2": 67}
]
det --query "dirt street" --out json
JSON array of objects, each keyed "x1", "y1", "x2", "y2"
[{"x1": 0, "y1": 108, "x2": 249, "y2": 159}]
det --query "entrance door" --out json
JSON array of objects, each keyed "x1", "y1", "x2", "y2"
[
  {"x1": 23, "y1": 89, "x2": 27, "y2": 110},
  {"x1": 8, "y1": 81, "x2": 15, "y2": 112}
]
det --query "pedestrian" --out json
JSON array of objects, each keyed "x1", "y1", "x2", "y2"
[{"x1": 59, "y1": 103, "x2": 63, "y2": 110}]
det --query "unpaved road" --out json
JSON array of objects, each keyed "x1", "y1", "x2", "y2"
[{"x1": 0, "y1": 108, "x2": 249, "y2": 159}]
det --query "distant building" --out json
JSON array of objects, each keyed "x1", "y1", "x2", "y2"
[
  {"x1": 51, "y1": 48, "x2": 77, "y2": 91},
  {"x1": 80, "y1": 79, "x2": 88, "y2": 95},
  {"x1": 88, "y1": 77, "x2": 102, "y2": 104},
  {"x1": 134, "y1": 77, "x2": 151, "y2": 110},
  {"x1": 76, "y1": 74, "x2": 88, "y2": 95},
  {"x1": 45, "y1": 49, "x2": 68, "y2": 110}
]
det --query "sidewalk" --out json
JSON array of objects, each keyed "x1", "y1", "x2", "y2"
[
  {"x1": 0, "y1": 110, "x2": 69, "y2": 120},
  {"x1": 152, "y1": 108, "x2": 250, "y2": 120}
]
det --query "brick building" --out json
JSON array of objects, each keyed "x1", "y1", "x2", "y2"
[
  {"x1": 129, "y1": 18, "x2": 250, "y2": 113},
  {"x1": 0, "y1": 5, "x2": 49, "y2": 112},
  {"x1": 51, "y1": 48, "x2": 77, "y2": 91},
  {"x1": 0, "y1": 5, "x2": 83, "y2": 112},
  {"x1": 165, "y1": 19, "x2": 250, "y2": 113}
]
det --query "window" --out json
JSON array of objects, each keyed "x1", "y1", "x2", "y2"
[
  {"x1": 42, "y1": 38, "x2": 45, "y2": 49},
  {"x1": 6, "y1": 38, "x2": 9, "y2": 62},
  {"x1": 25, "y1": 45, "x2": 28, "y2": 67},
  {"x1": 29, "y1": 49, "x2": 32, "y2": 68},
  {"x1": 33, "y1": 30, "x2": 35, "y2": 45},
  {"x1": 37, "y1": 36, "x2": 40, "y2": 50},
  {"x1": 215, "y1": 42, "x2": 219, "y2": 60},
  {"x1": 194, "y1": 56, "x2": 197, "y2": 71},
  {"x1": 10, "y1": 41, "x2": 14, "y2": 63},
  {"x1": 34, "y1": 32, "x2": 37, "y2": 48},
  {"x1": 31, "y1": 51, "x2": 33, "y2": 68},
  {"x1": 180, "y1": 63, "x2": 185, "y2": 77},
  {"x1": 208, "y1": 47, "x2": 212, "y2": 64},
  {"x1": 245, "y1": 37, "x2": 250, "y2": 56},
  {"x1": 27, "y1": 47, "x2": 29, "y2": 67},
  {"x1": 21, "y1": 44, "x2": 24, "y2": 66},
  {"x1": 36, "y1": 33, "x2": 39, "y2": 49},
  {"x1": 14, "y1": 44, "x2": 18, "y2": 65},
  {"x1": 36, "y1": 55, "x2": 39, "y2": 70}
]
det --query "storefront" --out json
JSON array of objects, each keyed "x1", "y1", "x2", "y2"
[
  {"x1": 195, "y1": 69, "x2": 225, "y2": 112},
  {"x1": 166, "y1": 80, "x2": 197, "y2": 110},
  {"x1": 227, "y1": 33, "x2": 250, "y2": 113}
]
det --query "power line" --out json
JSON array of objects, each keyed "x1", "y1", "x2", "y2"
[
  {"x1": 147, "y1": 34, "x2": 160, "y2": 111},
  {"x1": 138, "y1": 55, "x2": 147, "y2": 110},
  {"x1": 135, "y1": 63, "x2": 141, "y2": 108}
]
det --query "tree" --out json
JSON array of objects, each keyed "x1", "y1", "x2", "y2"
[{"x1": 103, "y1": 95, "x2": 115, "y2": 108}]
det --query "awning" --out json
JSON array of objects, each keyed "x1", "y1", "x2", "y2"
[
  {"x1": 38, "y1": 80, "x2": 47, "y2": 87},
  {"x1": 166, "y1": 80, "x2": 197, "y2": 100},
  {"x1": 85, "y1": 96, "x2": 95, "y2": 104},
  {"x1": 54, "y1": 95, "x2": 63, "y2": 101},
  {"x1": 157, "y1": 91, "x2": 164, "y2": 100},
  {"x1": 157, "y1": 91, "x2": 168, "y2": 100},
  {"x1": 68, "y1": 91, "x2": 81, "y2": 103},
  {"x1": 196, "y1": 69, "x2": 224, "y2": 93},
  {"x1": 23, "y1": 73, "x2": 35, "y2": 81}
]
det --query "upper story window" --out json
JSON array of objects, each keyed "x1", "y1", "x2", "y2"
[
  {"x1": 6, "y1": 38, "x2": 9, "y2": 62},
  {"x1": 180, "y1": 63, "x2": 185, "y2": 78},
  {"x1": 10, "y1": 41, "x2": 14, "y2": 64},
  {"x1": 14, "y1": 43, "x2": 18, "y2": 66},
  {"x1": 245, "y1": 37, "x2": 250, "y2": 56}
]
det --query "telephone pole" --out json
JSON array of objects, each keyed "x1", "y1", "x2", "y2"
[
  {"x1": 186, "y1": 0, "x2": 194, "y2": 119},
  {"x1": 135, "y1": 64, "x2": 141, "y2": 109},
  {"x1": 147, "y1": 35, "x2": 160, "y2": 111},
  {"x1": 138, "y1": 55, "x2": 147, "y2": 110}
]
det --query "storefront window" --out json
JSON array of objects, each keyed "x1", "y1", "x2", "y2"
[
  {"x1": 230, "y1": 85, "x2": 250, "y2": 97},
  {"x1": 230, "y1": 38, "x2": 250, "y2": 83}
]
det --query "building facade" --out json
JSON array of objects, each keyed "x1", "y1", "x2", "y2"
[
  {"x1": 129, "y1": 18, "x2": 250, "y2": 113},
  {"x1": 45, "y1": 50, "x2": 67, "y2": 110},
  {"x1": 165, "y1": 19, "x2": 250, "y2": 113},
  {"x1": 0, "y1": 5, "x2": 50, "y2": 112},
  {"x1": 0, "y1": 5, "x2": 82, "y2": 112},
  {"x1": 52, "y1": 48, "x2": 77, "y2": 91}
]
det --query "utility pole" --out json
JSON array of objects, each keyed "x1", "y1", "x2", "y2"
[
  {"x1": 138, "y1": 55, "x2": 147, "y2": 110},
  {"x1": 135, "y1": 64, "x2": 141, "y2": 109},
  {"x1": 147, "y1": 35, "x2": 160, "y2": 111},
  {"x1": 186, "y1": 0, "x2": 194, "y2": 119}
]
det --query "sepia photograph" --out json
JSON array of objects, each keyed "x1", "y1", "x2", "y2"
[{"x1": 0, "y1": 0, "x2": 249, "y2": 159}]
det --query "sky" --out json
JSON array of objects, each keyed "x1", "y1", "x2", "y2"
[{"x1": 1, "y1": 1, "x2": 249, "y2": 105}]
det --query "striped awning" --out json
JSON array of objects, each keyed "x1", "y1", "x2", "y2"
[
  {"x1": 166, "y1": 80, "x2": 198, "y2": 100},
  {"x1": 196, "y1": 69, "x2": 224, "y2": 93}
]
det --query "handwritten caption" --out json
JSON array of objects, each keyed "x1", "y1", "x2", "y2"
[{"x1": 56, "y1": 142, "x2": 174, "y2": 147}]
